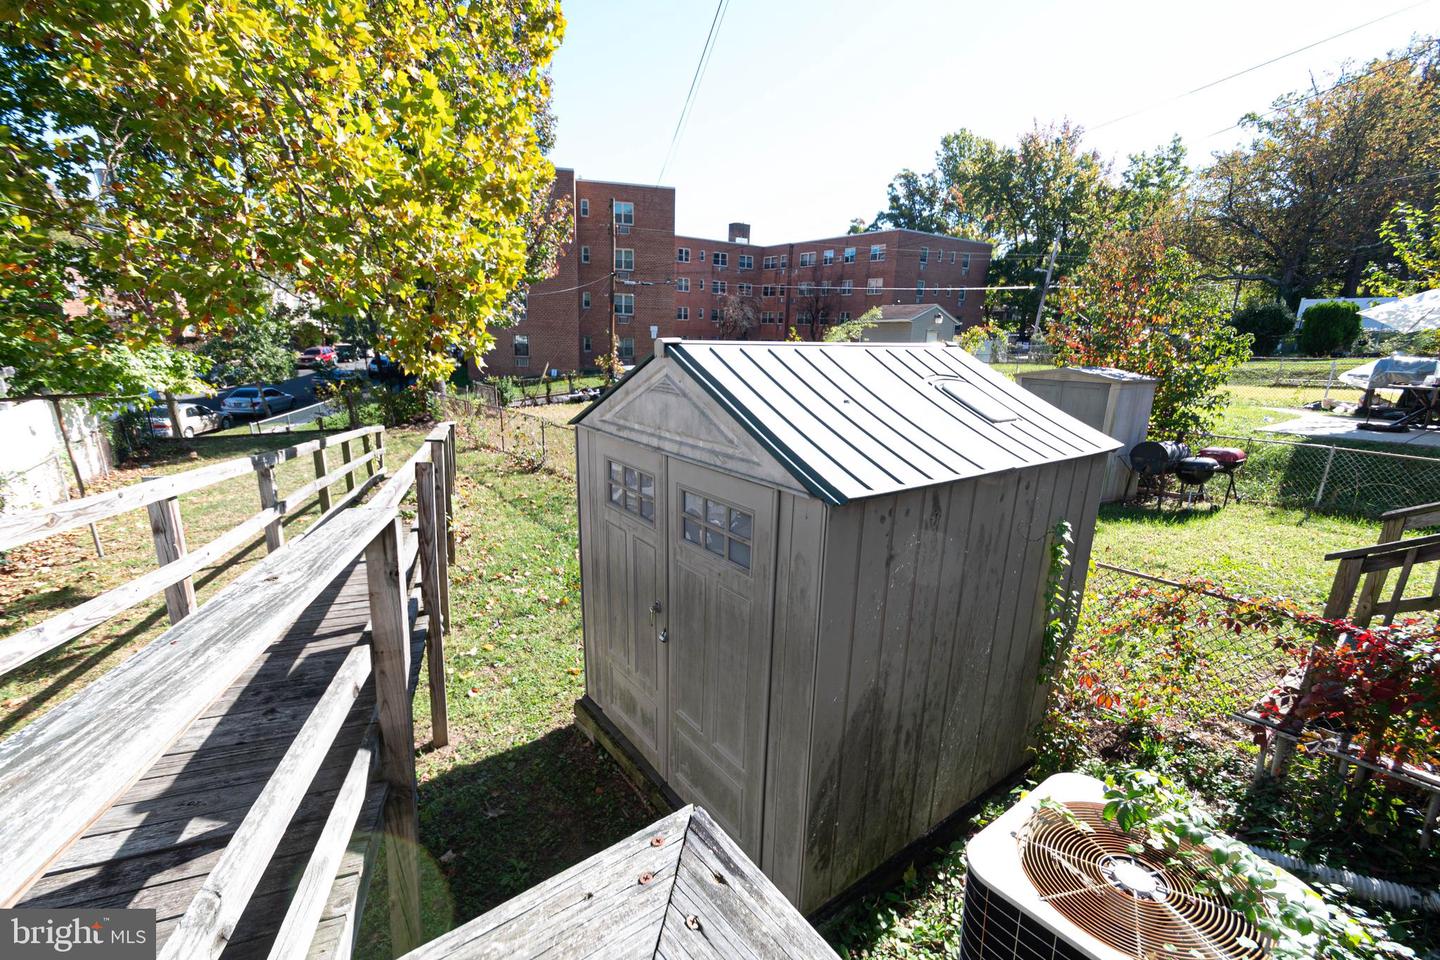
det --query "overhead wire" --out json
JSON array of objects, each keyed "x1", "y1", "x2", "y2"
[{"x1": 655, "y1": 0, "x2": 730, "y2": 185}]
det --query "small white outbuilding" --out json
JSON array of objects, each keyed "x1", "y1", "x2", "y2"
[{"x1": 571, "y1": 339, "x2": 1118, "y2": 912}]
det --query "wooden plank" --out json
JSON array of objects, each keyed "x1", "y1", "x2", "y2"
[
  {"x1": 1325, "y1": 531, "x2": 1440, "y2": 561},
  {"x1": 257, "y1": 465, "x2": 286, "y2": 553},
  {"x1": 0, "y1": 504, "x2": 392, "y2": 906},
  {"x1": 313, "y1": 448, "x2": 334, "y2": 513},
  {"x1": 416, "y1": 460, "x2": 448, "y2": 749},
  {"x1": 159, "y1": 644, "x2": 372, "y2": 960},
  {"x1": 146, "y1": 492, "x2": 197, "y2": 625},
  {"x1": 0, "y1": 455, "x2": 255, "y2": 552},
  {"x1": 1324, "y1": 557, "x2": 1364, "y2": 619},
  {"x1": 427, "y1": 437, "x2": 453, "y2": 632},
  {"x1": 266, "y1": 738, "x2": 377, "y2": 960},
  {"x1": 283, "y1": 450, "x2": 382, "y2": 515},
  {"x1": 365, "y1": 519, "x2": 422, "y2": 957},
  {"x1": 340, "y1": 440, "x2": 356, "y2": 493},
  {"x1": 0, "y1": 504, "x2": 280, "y2": 678}
]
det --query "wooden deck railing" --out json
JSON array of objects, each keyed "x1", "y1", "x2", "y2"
[
  {"x1": 1324, "y1": 530, "x2": 1440, "y2": 625},
  {"x1": 0, "y1": 424, "x2": 387, "y2": 677},
  {"x1": 0, "y1": 422, "x2": 454, "y2": 959}
]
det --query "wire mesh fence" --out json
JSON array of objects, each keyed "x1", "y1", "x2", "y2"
[
  {"x1": 1221, "y1": 358, "x2": 1366, "y2": 410},
  {"x1": 1197, "y1": 432, "x2": 1440, "y2": 518},
  {"x1": 443, "y1": 393, "x2": 577, "y2": 480}
]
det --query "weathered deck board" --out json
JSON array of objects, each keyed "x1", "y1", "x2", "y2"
[{"x1": 15, "y1": 537, "x2": 424, "y2": 960}]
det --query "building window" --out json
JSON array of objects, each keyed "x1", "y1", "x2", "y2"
[
  {"x1": 738, "y1": 254, "x2": 753, "y2": 270},
  {"x1": 916, "y1": 280, "x2": 925, "y2": 303},
  {"x1": 962, "y1": 252, "x2": 971, "y2": 274},
  {"x1": 839, "y1": 311, "x2": 851, "y2": 322},
  {"x1": 613, "y1": 201, "x2": 634, "y2": 226},
  {"x1": 580, "y1": 245, "x2": 590, "y2": 263},
  {"x1": 762, "y1": 255, "x2": 778, "y2": 269},
  {"x1": 608, "y1": 460, "x2": 654, "y2": 522},
  {"x1": 823, "y1": 249, "x2": 835, "y2": 265},
  {"x1": 843, "y1": 246, "x2": 856, "y2": 263},
  {"x1": 676, "y1": 306, "x2": 689, "y2": 320},
  {"x1": 919, "y1": 246, "x2": 929, "y2": 266},
  {"x1": 513, "y1": 335, "x2": 529, "y2": 368},
  {"x1": 583, "y1": 335, "x2": 592, "y2": 353},
  {"x1": 619, "y1": 337, "x2": 635, "y2": 360},
  {"x1": 779, "y1": 254, "x2": 789, "y2": 268},
  {"x1": 698, "y1": 250, "x2": 706, "y2": 261},
  {"x1": 677, "y1": 247, "x2": 690, "y2": 263},
  {"x1": 762, "y1": 284, "x2": 777, "y2": 298},
  {"x1": 615, "y1": 293, "x2": 634, "y2": 318},
  {"x1": 681, "y1": 490, "x2": 752, "y2": 571},
  {"x1": 840, "y1": 279, "x2": 853, "y2": 296},
  {"x1": 798, "y1": 251, "x2": 816, "y2": 267},
  {"x1": 582, "y1": 292, "x2": 592, "y2": 309},
  {"x1": 797, "y1": 281, "x2": 814, "y2": 296},
  {"x1": 676, "y1": 277, "x2": 690, "y2": 293},
  {"x1": 615, "y1": 248, "x2": 635, "y2": 271},
  {"x1": 737, "y1": 282, "x2": 752, "y2": 295},
  {"x1": 958, "y1": 288, "x2": 967, "y2": 303},
  {"x1": 711, "y1": 280, "x2": 727, "y2": 295},
  {"x1": 867, "y1": 278, "x2": 882, "y2": 295},
  {"x1": 711, "y1": 308, "x2": 722, "y2": 323},
  {"x1": 712, "y1": 251, "x2": 728, "y2": 267},
  {"x1": 949, "y1": 250, "x2": 956, "y2": 264},
  {"x1": 869, "y1": 244, "x2": 886, "y2": 261},
  {"x1": 579, "y1": 198, "x2": 589, "y2": 217}
]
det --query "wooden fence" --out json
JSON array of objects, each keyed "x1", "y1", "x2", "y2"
[
  {"x1": 0, "y1": 424, "x2": 388, "y2": 678},
  {"x1": 0, "y1": 422, "x2": 457, "y2": 958}
]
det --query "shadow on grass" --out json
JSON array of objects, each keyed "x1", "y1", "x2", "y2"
[{"x1": 355, "y1": 724, "x2": 658, "y2": 959}]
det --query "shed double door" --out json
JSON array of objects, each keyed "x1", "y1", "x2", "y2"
[{"x1": 590, "y1": 437, "x2": 774, "y2": 855}]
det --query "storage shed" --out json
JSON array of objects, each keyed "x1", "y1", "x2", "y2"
[
  {"x1": 571, "y1": 339, "x2": 1119, "y2": 914},
  {"x1": 1015, "y1": 366, "x2": 1157, "y2": 502}
]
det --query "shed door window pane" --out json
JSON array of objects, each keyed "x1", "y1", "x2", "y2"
[
  {"x1": 679, "y1": 488, "x2": 753, "y2": 571},
  {"x1": 606, "y1": 459, "x2": 654, "y2": 523}
]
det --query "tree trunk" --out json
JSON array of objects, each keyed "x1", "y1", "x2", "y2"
[{"x1": 165, "y1": 392, "x2": 184, "y2": 442}]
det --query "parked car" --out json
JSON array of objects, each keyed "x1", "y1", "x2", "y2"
[
  {"x1": 221, "y1": 387, "x2": 297, "y2": 417},
  {"x1": 315, "y1": 366, "x2": 365, "y2": 384},
  {"x1": 335, "y1": 342, "x2": 360, "y2": 362},
  {"x1": 148, "y1": 404, "x2": 230, "y2": 438},
  {"x1": 297, "y1": 345, "x2": 337, "y2": 369},
  {"x1": 367, "y1": 354, "x2": 401, "y2": 380}
]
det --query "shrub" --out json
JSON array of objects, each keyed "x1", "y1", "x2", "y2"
[
  {"x1": 1232, "y1": 300, "x2": 1294, "y2": 356},
  {"x1": 1298, "y1": 301, "x2": 1363, "y2": 356}
]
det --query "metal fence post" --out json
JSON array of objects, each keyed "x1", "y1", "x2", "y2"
[
  {"x1": 1313, "y1": 444, "x2": 1337, "y2": 509},
  {"x1": 541, "y1": 420, "x2": 548, "y2": 468},
  {"x1": 1323, "y1": 359, "x2": 1336, "y2": 403}
]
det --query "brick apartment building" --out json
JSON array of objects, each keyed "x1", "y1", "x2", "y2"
[{"x1": 481, "y1": 170, "x2": 991, "y2": 377}]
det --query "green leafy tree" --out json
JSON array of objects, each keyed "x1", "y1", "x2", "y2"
[
  {"x1": 1051, "y1": 225, "x2": 1251, "y2": 441},
  {"x1": 1366, "y1": 191, "x2": 1440, "y2": 295},
  {"x1": 821, "y1": 307, "x2": 882, "y2": 343},
  {"x1": 200, "y1": 310, "x2": 299, "y2": 416},
  {"x1": 1193, "y1": 41, "x2": 1440, "y2": 305},
  {"x1": 2, "y1": 0, "x2": 569, "y2": 391},
  {"x1": 1297, "y1": 301, "x2": 1363, "y2": 355},
  {"x1": 1231, "y1": 299, "x2": 1295, "y2": 356}
]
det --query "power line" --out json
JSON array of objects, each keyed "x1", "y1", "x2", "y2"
[
  {"x1": 1090, "y1": 0, "x2": 1432, "y2": 132},
  {"x1": 656, "y1": 0, "x2": 729, "y2": 185}
]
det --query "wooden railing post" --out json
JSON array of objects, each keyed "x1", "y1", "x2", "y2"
[
  {"x1": 444, "y1": 423, "x2": 456, "y2": 565},
  {"x1": 429, "y1": 432, "x2": 453, "y2": 623},
  {"x1": 340, "y1": 439, "x2": 356, "y2": 492},
  {"x1": 416, "y1": 459, "x2": 449, "y2": 749},
  {"x1": 361, "y1": 433, "x2": 376, "y2": 479},
  {"x1": 364, "y1": 518, "x2": 422, "y2": 956},
  {"x1": 312, "y1": 447, "x2": 332, "y2": 513},
  {"x1": 376, "y1": 429, "x2": 387, "y2": 474},
  {"x1": 255, "y1": 463, "x2": 285, "y2": 553},
  {"x1": 143, "y1": 481, "x2": 196, "y2": 625}
]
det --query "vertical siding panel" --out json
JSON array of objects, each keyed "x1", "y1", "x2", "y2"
[
  {"x1": 800, "y1": 503, "x2": 863, "y2": 912},
  {"x1": 762, "y1": 492, "x2": 824, "y2": 904},
  {"x1": 855, "y1": 489, "x2": 925, "y2": 877},
  {"x1": 928, "y1": 474, "x2": 1013, "y2": 825},
  {"x1": 909, "y1": 481, "x2": 974, "y2": 838},
  {"x1": 577, "y1": 430, "x2": 598, "y2": 704},
  {"x1": 828, "y1": 495, "x2": 897, "y2": 904},
  {"x1": 884, "y1": 485, "x2": 949, "y2": 857}
]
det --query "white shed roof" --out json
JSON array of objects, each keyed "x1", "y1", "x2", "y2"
[{"x1": 576, "y1": 340, "x2": 1121, "y2": 505}]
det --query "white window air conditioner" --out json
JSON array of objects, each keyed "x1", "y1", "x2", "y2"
[{"x1": 960, "y1": 773, "x2": 1277, "y2": 960}]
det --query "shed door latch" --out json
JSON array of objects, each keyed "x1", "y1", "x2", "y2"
[
  {"x1": 650, "y1": 600, "x2": 663, "y2": 614},
  {"x1": 658, "y1": 628, "x2": 669, "y2": 644}
]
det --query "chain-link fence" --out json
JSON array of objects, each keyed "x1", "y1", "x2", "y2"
[
  {"x1": 1196, "y1": 432, "x2": 1440, "y2": 518},
  {"x1": 1222, "y1": 358, "x2": 1367, "y2": 410},
  {"x1": 443, "y1": 393, "x2": 577, "y2": 480}
]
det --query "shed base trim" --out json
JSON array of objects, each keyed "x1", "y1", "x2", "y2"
[{"x1": 573, "y1": 696, "x2": 683, "y2": 816}]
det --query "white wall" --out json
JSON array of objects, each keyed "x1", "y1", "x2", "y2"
[{"x1": 0, "y1": 400, "x2": 112, "y2": 510}]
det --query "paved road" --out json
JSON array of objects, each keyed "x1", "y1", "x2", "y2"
[{"x1": 187, "y1": 362, "x2": 367, "y2": 415}]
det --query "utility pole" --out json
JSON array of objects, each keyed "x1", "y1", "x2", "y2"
[
  {"x1": 608, "y1": 197, "x2": 618, "y2": 382},
  {"x1": 1032, "y1": 237, "x2": 1060, "y2": 336}
]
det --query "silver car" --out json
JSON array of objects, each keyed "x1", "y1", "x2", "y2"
[
  {"x1": 149, "y1": 404, "x2": 230, "y2": 438},
  {"x1": 221, "y1": 387, "x2": 297, "y2": 417}
]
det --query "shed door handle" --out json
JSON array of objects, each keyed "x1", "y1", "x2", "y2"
[
  {"x1": 651, "y1": 600, "x2": 663, "y2": 614},
  {"x1": 658, "y1": 628, "x2": 669, "y2": 644}
]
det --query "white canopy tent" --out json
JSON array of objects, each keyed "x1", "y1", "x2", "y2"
[{"x1": 1360, "y1": 289, "x2": 1440, "y2": 333}]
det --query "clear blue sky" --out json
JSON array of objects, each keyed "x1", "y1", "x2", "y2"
[{"x1": 549, "y1": 0, "x2": 1434, "y2": 244}]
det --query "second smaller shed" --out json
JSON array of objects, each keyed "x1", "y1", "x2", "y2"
[{"x1": 1015, "y1": 366, "x2": 1156, "y2": 502}]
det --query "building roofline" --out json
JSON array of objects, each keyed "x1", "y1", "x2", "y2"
[
  {"x1": 673, "y1": 227, "x2": 992, "y2": 252},
  {"x1": 573, "y1": 176, "x2": 677, "y2": 193}
]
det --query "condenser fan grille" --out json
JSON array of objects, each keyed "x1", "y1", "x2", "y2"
[{"x1": 1018, "y1": 802, "x2": 1268, "y2": 960}]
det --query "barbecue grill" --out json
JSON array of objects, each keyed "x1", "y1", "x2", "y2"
[
  {"x1": 1128, "y1": 441, "x2": 1242, "y2": 507},
  {"x1": 1196, "y1": 446, "x2": 1246, "y2": 505}
]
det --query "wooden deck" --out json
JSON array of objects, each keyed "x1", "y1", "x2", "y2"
[{"x1": 16, "y1": 537, "x2": 427, "y2": 959}]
